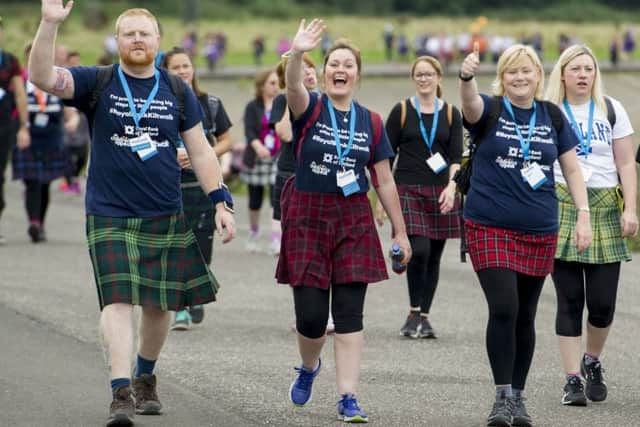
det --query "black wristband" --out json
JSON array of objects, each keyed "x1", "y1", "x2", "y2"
[{"x1": 458, "y1": 71, "x2": 474, "y2": 82}]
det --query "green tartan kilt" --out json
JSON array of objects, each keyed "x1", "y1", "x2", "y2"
[
  {"x1": 181, "y1": 183, "x2": 215, "y2": 232},
  {"x1": 555, "y1": 184, "x2": 631, "y2": 264},
  {"x1": 86, "y1": 213, "x2": 219, "y2": 311}
]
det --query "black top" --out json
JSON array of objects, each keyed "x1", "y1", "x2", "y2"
[
  {"x1": 269, "y1": 94, "x2": 295, "y2": 174},
  {"x1": 385, "y1": 99, "x2": 463, "y2": 186}
]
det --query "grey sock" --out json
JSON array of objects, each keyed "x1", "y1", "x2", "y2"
[
  {"x1": 513, "y1": 388, "x2": 524, "y2": 398},
  {"x1": 496, "y1": 385, "x2": 512, "y2": 400}
]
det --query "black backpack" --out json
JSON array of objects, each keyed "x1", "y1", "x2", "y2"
[
  {"x1": 199, "y1": 93, "x2": 220, "y2": 143},
  {"x1": 89, "y1": 65, "x2": 186, "y2": 121}
]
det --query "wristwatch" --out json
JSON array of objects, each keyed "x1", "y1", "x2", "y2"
[{"x1": 208, "y1": 183, "x2": 234, "y2": 213}]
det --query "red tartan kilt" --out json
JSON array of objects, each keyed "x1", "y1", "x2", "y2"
[
  {"x1": 276, "y1": 177, "x2": 388, "y2": 289},
  {"x1": 464, "y1": 220, "x2": 557, "y2": 277},
  {"x1": 397, "y1": 184, "x2": 461, "y2": 239}
]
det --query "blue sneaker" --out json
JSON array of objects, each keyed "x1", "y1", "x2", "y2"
[
  {"x1": 337, "y1": 393, "x2": 368, "y2": 423},
  {"x1": 289, "y1": 359, "x2": 321, "y2": 406}
]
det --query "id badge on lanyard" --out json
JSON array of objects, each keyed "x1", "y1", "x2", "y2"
[
  {"x1": 328, "y1": 98, "x2": 360, "y2": 197},
  {"x1": 118, "y1": 66, "x2": 160, "y2": 162}
]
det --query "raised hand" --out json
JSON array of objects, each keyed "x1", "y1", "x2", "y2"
[
  {"x1": 41, "y1": 0, "x2": 74, "y2": 24},
  {"x1": 290, "y1": 19, "x2": 326, "y2": 54},
  {"x1": 460, "y1": 41, "x2": 480, "y2": 79}
]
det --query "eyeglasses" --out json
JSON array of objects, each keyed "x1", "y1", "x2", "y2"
[{"x1": 414, "y1": 72, "x2": 438, "y2": 80}]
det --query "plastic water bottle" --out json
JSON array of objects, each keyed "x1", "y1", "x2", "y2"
[{"x1": 389, "y1": 244, "x2": 407, "y2": 274}]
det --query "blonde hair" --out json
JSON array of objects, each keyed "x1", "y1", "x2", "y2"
[
  {"x1": 545, "y1": 44, "x2": 607, "y2": 114},
  {"x1": 492, "y1": 44, "x2": 544, "y2": 99},
  {"x1": 277, "y1": 53, "x2": 316, "y2": 89},
  {"x1": 410, "y1": 55, "x2": 443, "y2": 98},
  {"x1": 115, "y1": 8, "x2": 160, "y2": 36}
]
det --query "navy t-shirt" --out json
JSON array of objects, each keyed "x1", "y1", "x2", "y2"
[
  {"x1": 463, "y1": 95, "x2": 579, "y2": 234},
  {"x1": 68, "y1": 65, "x2": 202, "y2": 217},
  {"x1": 291, "y1": 92, "x2": 394, "y2": 193}
]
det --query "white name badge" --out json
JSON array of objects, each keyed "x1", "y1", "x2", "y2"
[
  {"x1": 336, "y1": 169, "x2": 360, "y2": 197},
  {"x1": 580, "y1": 164, "x2": 593, "y2": 183},
  {"x1": 521, "y1": 162, "x2": 547, "y2": 190},
  {"x1": 264, "y1": 134, "x2": 275, "y2": 151},
  {"x1": 34, "y1": 113, "x2": 49, "y2": 128},
  {"x1": 0, "y1": 88, "x2": 5, "y2": 101},
  {"x1": 130, "y1": 133, "x2": 158, "y2": 161},
  {"x1": 426, "y1": 152, "x2": 447, "y2": 174}
]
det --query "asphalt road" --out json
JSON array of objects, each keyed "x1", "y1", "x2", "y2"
[{"x1": 1, "y1": 178, "x2": 640, "y2": 427}]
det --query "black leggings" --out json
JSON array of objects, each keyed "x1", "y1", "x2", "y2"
[
  {"x1": 293, "y1": 283, "x2": 368, "y2": 339},
  {"x1": 24, "y1": 180, "x2": 51, "y2": 223},
  {"x1": 0, "y1": 124, "x2": 17, "y2": 217},
  {"x1": 552, "y1": 260, "x2": 621, "y2": 337},
  {"x1": 406, "y1": 236, "x2": 446, "y2": 313},
  {"x1": 477, "y1": 268, "x2": 545, "y2": 389},
  {"x1": 248, "y1": 184, "x2": 272, "y2": 211},
  {"x1": 64, "y1": 145, "x2": 88, "y2": 181}
]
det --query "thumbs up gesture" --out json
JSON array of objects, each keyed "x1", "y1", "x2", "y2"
[{"x1": 460, "y1": 41, "x2": 480, "y2": 81}]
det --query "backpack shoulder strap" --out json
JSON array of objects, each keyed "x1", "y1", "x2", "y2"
[
  {"x1": 295, "y1": 94, "x2": 324, "y2": 162},
  {"x1": 89, "y1": 65, "x2": 115, "y2": 111},
  {"x1": 368, "y1": 110, "x2": 384, "y2": 188},
  {"x1": 474, "y1": 96, "x2": 502, "y2": 145},
  {"x1": 167, "y1": 73, "x2": 186, "y2": 122},
  {"x1": 604, "y1": 96, "x2": 616, "y2": 129},
  {"x1": 447, "y1": 102, "x2": 453, "y2": 127},
  {"x1": 400, "y1": 99, "x2": 407, "y2": 129},
  {"x1": 543, "y1": 101, "x2": 564, "y2": 133}
]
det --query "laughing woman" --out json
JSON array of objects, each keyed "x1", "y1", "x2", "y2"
[{"x1": 277, "y1": 19, "x2": 411, "y2": 423}]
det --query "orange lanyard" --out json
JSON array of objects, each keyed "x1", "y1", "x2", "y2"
[{"x1": 34, "y1": 88, "x2": 47, "y2": 112}]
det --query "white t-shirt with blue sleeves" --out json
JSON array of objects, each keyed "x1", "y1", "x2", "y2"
[{"x1": 553, "y1": 96, "x2": 634, "y2": 188}]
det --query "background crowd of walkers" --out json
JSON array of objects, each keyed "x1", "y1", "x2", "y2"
[{"x1": 0, "y1": 2, "x2": 637, "y2": 427}]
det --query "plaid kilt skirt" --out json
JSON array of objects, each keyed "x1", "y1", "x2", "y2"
[
  {"x1": 86, "y1": 213, "x2": 219, "y2": 311},
  {"x1": 276, "y1": 177, "x2": 388, "y2": 289},
  {"x1": 398, "y1": 184, "x2": 461, "y2": 239},
  {"x1": 12, "y1": 142, "x2": 66, "y2": 182},
  {"x1": 180, "y1": 182, "x2": 215, "y2": 233},
  {"x1": 240, "y1": 157, "x2": 277, "y2": 186},
  {"x1": 464, "y1": 220, "x2": 558, "y2": 276},
  {"x1": 272, "y1": 170, "x2": 294, "y2": 221},
  {"x1": 555, "y1": 184, "x2": 631, "y2": 264}
]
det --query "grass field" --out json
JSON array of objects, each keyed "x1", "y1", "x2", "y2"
[{"x1": 2, "y1": 7, "x2": 639, "y2": 67}]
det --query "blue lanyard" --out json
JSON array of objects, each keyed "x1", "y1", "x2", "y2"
[
  {"x1": 327, "y1": 98, "x2": 356, "y2": 168},
  {"x1": 412, "y1": 96, "x2": 439, "y2": 154},
  {"x1": 502, "y1": 97, "x2": 537, "y2": 162},
  {"x1": 117, "y1": 66, "x2": 160, "y2": 130},
  {"x1": 0, "y1": 51, "x2": 3, "y2": 68},
  {"x1": 563, "y1": 98, "x2": 594, "y2": 158}
]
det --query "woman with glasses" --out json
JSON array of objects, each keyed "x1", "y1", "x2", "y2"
[{"x1": 378, "y1": 56, "x2": 463, "y2": 339}]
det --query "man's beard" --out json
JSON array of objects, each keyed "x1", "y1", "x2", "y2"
[{"x1": 119, "y1": 47, "x2": 155, "y2": 67}]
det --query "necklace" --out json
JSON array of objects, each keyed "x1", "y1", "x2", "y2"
[{"x1": 335, "y1": 109, "x2": 349, "y2": 123}]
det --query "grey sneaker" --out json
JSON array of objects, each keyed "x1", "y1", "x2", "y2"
[
  {"x1": 107, "y1": 386, "x2": 135, "y2": 426},
  {"x1": 132, "y1": 374, "x2": 162, "y2": 415},
  {"x1": 418, "y1": 316, "x2": 437, "y2": 339},
  {"x1": 487, "y1": 392, "x2": 513, "y2": 426},
  {"x1": 562, "y1": 375, "x2": 587, "y2": 406},
  {"x1": 400, "y1": 312, "x2": 421, "y2": 338},
  {"x1": 511, "y1": 396, "x2": 532, "y2": 427}
]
